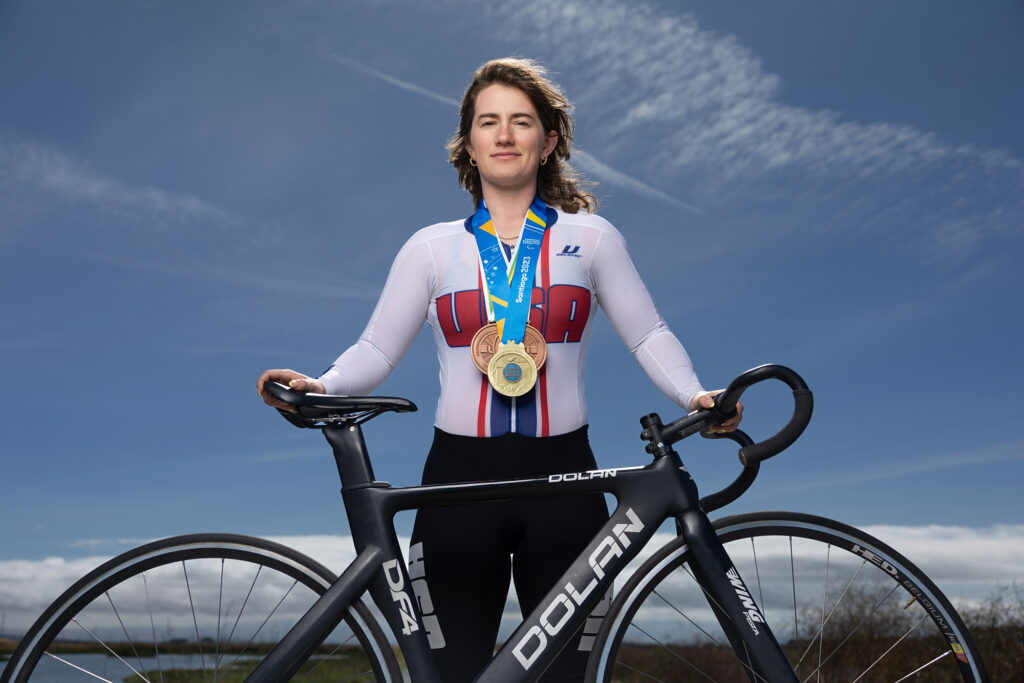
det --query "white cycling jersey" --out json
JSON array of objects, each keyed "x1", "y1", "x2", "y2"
[{"x1": 318, "y1": 208, "x2": 704, "y2": 437}]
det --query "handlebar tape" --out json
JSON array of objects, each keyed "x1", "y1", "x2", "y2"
[{"x1": 738, "y1": 388, "x2": 813, "y2": 465}]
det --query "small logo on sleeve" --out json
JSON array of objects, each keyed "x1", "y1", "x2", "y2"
[{"x1": 557, "y1": 245, "x2": 581, "y2": 258}]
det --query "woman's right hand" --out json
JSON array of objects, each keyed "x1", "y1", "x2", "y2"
[{"x1": 257, "y1": 369, "x2": 326, "y2": 410}]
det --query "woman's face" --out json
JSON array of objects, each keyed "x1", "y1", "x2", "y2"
[{"x1": 465, "y1": 84, "x2": 558, "y2": 198}]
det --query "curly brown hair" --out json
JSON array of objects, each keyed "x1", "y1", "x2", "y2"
[{"x1": 447, "y1": 58, "x2": 597, "y2": 213}]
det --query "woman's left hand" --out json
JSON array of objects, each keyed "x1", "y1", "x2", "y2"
[{"x1": 690, "y1": 391, "x2": 744, "y2": 433}]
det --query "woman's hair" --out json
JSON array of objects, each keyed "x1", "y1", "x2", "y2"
[{"x1": 447, "y1": 57, "x2": 597, "y2": 213}]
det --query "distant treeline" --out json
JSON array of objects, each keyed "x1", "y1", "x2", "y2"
[
  {"x1": 1, "y1": 585, "x2": 1021, "y2": 678},
  {"x1": 958, "y1": 583, "x2": 1024, "y2": 680}
]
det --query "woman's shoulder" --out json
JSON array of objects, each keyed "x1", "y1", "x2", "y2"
[
  {"x1": 397, "y1": 218, "x2": 471, "y2": 251},
  {"x1": 551, "y1": 209, "x2": 626, "y2": 244},
  {"x1": 409, "y1": 218, "x2": 468, "y2": 241}
]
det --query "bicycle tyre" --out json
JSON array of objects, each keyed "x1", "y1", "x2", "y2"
[
  {"x1": 1, "y1": 533, "x2": 402, "y2": 682},
  {"x1": 586, "y1": 511, "x2": 989, "y2": 682}
]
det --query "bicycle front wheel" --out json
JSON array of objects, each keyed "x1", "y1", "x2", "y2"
[
  {"x1": 1, "y1": 533, "x2": 401, "y2": 683},
  {"x1": 587, "y1": 511, "x2": 988, "y2": 682}
]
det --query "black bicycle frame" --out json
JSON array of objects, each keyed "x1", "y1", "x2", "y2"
[{"x1": 246, "y1": 420, "x2": 798, "y2": 683}]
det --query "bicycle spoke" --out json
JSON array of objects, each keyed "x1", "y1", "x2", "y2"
[
  {"x1": 106, "y1": 589, "x2": 149, "y2": 678},
  {"x1": 214, "y1": 563, "x2": 263, "y2": 672},
  {"x1": 43, "y1": 651, "x2": 116, "y2": 682},
  {"x1": 893, "y1": 650, "x2": 955, "y2": 682},
  {"x1": 660, "y1": 567, "x2": 769, "y2": 681},
  {"x1": 651, "y1": 588, "x2": 726, "y2": 648},
  {"x1": 625, "y1": 622, "x2": 717, "y2": 681},
  {"x1": 795, "y1": 556, "x2": 872, "y2": 678},
  {"x1": 818, "y1": 544, "x2": 829, "y2": 682},
  {"x1": 68, "y1": 616, "x2": 153, "y2": 683},
  {"x1": 143, "y1": 571, "x2": 166, "y2": 683},
  {"x1": 794, "y1": 545, "x2": 862, "y2": 675},
  {"x1": 5, "y1": 535, "x2": 398, "y2": 683},
  {"x1": 221, "y1": 578, "x2": 301, "y2": 673},
  {"x1": 678, "y1": 562, "x2": 733, "y2": 626},
  {"x1": 331, "y1": 667, "x2": 382, "y2": 682},
  {"x1": 216, "y1": 558, "x2": 224, "y2": 683},
  {"x1": 297, "y1": 631, "x2": 358, "y2": 679},
  {"x1": 613, "y1": 659, "x2": 668, "y2": 682},
  {"x1": 181, "y1": 561, "x2": 210, "y2": 682},
  {"x1": 800, "y1": 584, "x2": 900, "y2": 682},
  {"x1": 750, "y1": 537, "x2": 764, "y2": 611},
  {"x1": 593, "y1": 514, "x2": 984, "y2": 683},
  {"x1": 789, "y1": 536, "x2": 798, "y2": 643},
  {"x1": 850, "y1": 613, "x2": 930, "y2": 683}
]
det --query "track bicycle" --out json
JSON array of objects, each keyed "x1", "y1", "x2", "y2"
[{"x1": 2, "y1": 364, "x2": 989, "y2": 682}]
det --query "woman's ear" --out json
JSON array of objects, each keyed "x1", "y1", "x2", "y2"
[{"x1": 543, "y1": 131, "x2": 558, "y2": 158}]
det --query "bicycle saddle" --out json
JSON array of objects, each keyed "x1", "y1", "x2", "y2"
[{"x1": 261, "y1": 381, "x2": 417, "y2": 428}]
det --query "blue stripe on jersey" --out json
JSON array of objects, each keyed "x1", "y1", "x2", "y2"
[
  {"x1": 516, "y1": 385, "x2": 537, "y2": 436},
  {"x1": 490, "y1": 390, "x2": 512, "y2": 436},
  {"x1": 488, "y1": 388, "x2": 539, "y2": 436}
]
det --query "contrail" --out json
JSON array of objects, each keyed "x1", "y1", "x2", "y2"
[
  {"x1": 325, "y1": 53, "x2": 701, "y2": 213},
  {"x1": 574, "y1": 150, "x2": 703, "y2": 214},
  {"x1": 327, "y1": 53, "x2": 460, "y2": 108}
]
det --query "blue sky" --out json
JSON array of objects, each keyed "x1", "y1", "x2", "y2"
[{"x1": 2, "y1": 0, "x2": 1023, "y2": 628}]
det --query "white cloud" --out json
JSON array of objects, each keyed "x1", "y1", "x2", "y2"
[
  {"x1": 320, "y1": 52, "x2": 698, "y2": 212},
  {"x1": 0, "y1": 127, "x2": 238, "y2": 228},
  {"x1": 451, "y1": 0, "x2": 1024, "y2": 254},
  {"x1": 493, "y1": 0, "x2": 1021, "y2": 181},
  {"x1": 2, "y1": 526, "x2": 1019, "y2": 639}
]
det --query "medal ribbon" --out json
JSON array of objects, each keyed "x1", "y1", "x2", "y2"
[{"x1": 472, "y1": 196, "x2": 548, "y2": 344}]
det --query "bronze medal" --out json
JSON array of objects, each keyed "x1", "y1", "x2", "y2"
[
  {"x1": 486, "y1": 341, "x2": 538, "y2": 397},
  {"x1": 471, "y1": 323, "x2": 546, "y2": 374}
]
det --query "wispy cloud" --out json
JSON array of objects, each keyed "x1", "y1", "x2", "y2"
[
  {"x1": 453, "y1": 0, "x2": 1023, "y2": 253},
  {"x1": 90, "y1": 251, "x2": 383, "y2": 301},
  {"x1": 772, "y1": 440, "x2": 1024, "y2": 496},
  {"x1": 492, "y1": 0, "x2": 1022, "y2": 180},
  {"x1": 0, "y1": 127, "x2": 238, "y2": 228},
  {"x1": 320, "y1": 51, "x2": 700, "y2": 212}
]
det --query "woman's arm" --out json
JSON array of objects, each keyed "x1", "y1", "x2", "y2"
[
  {"x1": 590, "y1": 221, "x2": 741, "y2": 431},
  {"x1": 258, "y1": 231, "x2": 435, "y2": 405}
]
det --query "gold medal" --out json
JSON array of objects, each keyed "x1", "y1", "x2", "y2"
[
  {"x1": 471, "y1": 323, "x2": 546, "y2": 374},
  {"x1": 486, "y1": 341, "x2": 538, "y2": 397}
]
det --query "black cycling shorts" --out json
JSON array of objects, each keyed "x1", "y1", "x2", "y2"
[{"x1": 409, "y1": 426, "x2": 609, "y2": 683}]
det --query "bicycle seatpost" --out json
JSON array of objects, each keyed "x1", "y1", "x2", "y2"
[{"x1": 323, "y1": 424, "x2": 377, "y2": 488}]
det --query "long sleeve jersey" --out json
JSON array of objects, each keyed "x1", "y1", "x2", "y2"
[{"x1": 318, "y1": 208, "x2": 704, "y2": 437}]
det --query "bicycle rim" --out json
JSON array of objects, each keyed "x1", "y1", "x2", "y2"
[
  {"x1": 588, "y1": 511, "x2": 988, "y2": 682},
  {"x1": 1, "y1": 533, "x2": 401, "y2": 683}
]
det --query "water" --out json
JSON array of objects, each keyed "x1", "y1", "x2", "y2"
[{"x1": 7, "y1": 652, "x2": 220, "y2": 682}]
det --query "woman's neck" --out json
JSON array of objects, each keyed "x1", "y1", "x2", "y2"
[{"x1": 481, "y1": 185, "x2": 537, "y2": 241}]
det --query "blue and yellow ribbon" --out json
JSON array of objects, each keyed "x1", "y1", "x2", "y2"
[{"x1": 472, "y1": 196, "x2": 548, "y2": 344}]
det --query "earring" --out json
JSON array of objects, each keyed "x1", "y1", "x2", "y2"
[
  {"x1": 540, "y1": 156, "x2": 548, "y2": 166},
  {"x1": 469, "y1": 157, "x2": 477, "y2": 167}
]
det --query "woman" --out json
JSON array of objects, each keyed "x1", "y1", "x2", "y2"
[{"x1": 258, "y1": 57, "x2": 741, "y2": 683}]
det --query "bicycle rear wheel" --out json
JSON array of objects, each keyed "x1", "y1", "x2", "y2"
[
  {"x1": 1, "y1": 533, "x2": 401, "y2": 682},
  {"x1": 587, "y1": 511, "x2": 988, "y2": 682}
]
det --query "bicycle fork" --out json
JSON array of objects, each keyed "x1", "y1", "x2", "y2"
[{"x1": 677, "y1": 509, "x2": 799, "y2": 683}]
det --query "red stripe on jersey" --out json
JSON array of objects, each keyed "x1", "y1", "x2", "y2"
[
  {"x1": 476, "y1": 266, "x2": 488, "y2": 436},
  {"x1": 539, "y1": 227, "x2": 552, "y2": 436},
  {"x1": 477, "y1": 374, "x2": 489, "y2": 437}
]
